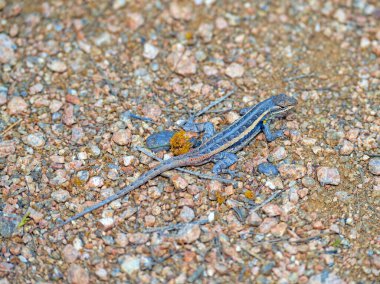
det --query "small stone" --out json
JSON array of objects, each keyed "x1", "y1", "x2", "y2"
[
  {"x1": 312, "y1": 220, "x2": 324, "y2": 230},
  {"x1": 288, "y1": 187, "x2": 299, "y2": 204},
  {"x1": 302, "y1": 137, "x2": 317, "y2": 146},
  {"x1": 309, "y1": 272, "x2": 345, "y2": 284},
  {"x1": 144, "y1": 215, "x2": 156, "y2": 227},
  {"x1": 112, "y1": 0, "x2": 126, "y2": 10},
  {"x1": 346, "y1": 128, "x2": 360, "y2": 142},
  {"x1": 115, "y1": 232, "x2": 128, "y2": 247},
  {"x1": 171, "y1": 174, "x2": 188, "y2": 190},
  {"x1": 268, "y1": 146, "x2": 287, "y2": 162},
  {"x1": 246, "y1": 210, "x2": 262, "y2": 226},
  {"x1": 261, "y1": 262, "x2": 275, "y2": 275},
  {"x1": 127, "y1": 13, "x2": 144, "y2": 31},
  {"x1": 28, "y1": 208, "x2": 44, "y2": 223},
  {"x1": 71, "y1": 127, "x2": 84, "y2": 144},
  {"x1": 225, "y1": 111, "x2": 240, "y2": 124},
  {"x1": 225, "y1": 63, "x2": 245, "y2": 78},
  {"x1": 179, "y1": 206, "x2": 195, "y2": 222},
  {"x1": 0, "y1": 91, "x2": 7, "y2": 105},
  {"x1": 29, "y1": 83, "x2": 43, "y2": 95},
  {"x1": 76, "y1": 170, "x2": 89, "y2": 183},
  {"x1": 169, "y1": 2, "x2": 193, "y2": 21},
  {"x1": 198, "y1": 23, "x2": 214, "y2": 42},
  {"x1": 0, "y1": 140, "x2": 16, "y2": 157},
  {"x1": 278, "y1": 164, "x2": 306, "y2": 180},
  {"x1": 334, "y1": 9, "x2": 347, "y2": 23},
  {"x1": 22, "y1": 133, "x2": 45, "y2": 148},
  {"x1": 317, "y1": 167, "x2": 341, "y2": 185},
  {"x1": 112, "y1": 129, "x2": 132, "y2": 146},
  {"x1": 67, "y1": 264, "x2": 89, "y2": 284},
  {"x1": 62, "y1": 244, "x2": 79, "y2": 263},
  {"x1": 7, "y1": 96, "x2": 28, "y2": 115},
  {"x1": 360, "y1": 37, "x2": 371, "y2": 49},
  {"x1": 129, "y1": 233, "x2": 149, "y2": 245},
  {"x1": 95, "y1": 268, "x2": 108, "y2": 280},
  {"x1": 63, "y1": 104, "x2": 75, "y2": 125},
  {"x1": 143, "y1": 43, "x2": 159, "y2": 59},
  {"x1": 142, "y1": 104, "x2": 162, "y2": 121},
  {"x1": 258, "y1": 217, "x2": 278, "y2": 233},
  {"x1": 265, "y1": 176, "x2": 284, "y2": 189},
  {"x1": 66, "y1": 94, "x2": 81, "y2": 105},
  {"x1": 339, "y1": 140, "x2": 354, "y2": 155},
  {"x1": 271, "y1": 222, "x2": 288, "y2": 237},
  {"x1": 177, "y1": 224, "x2": 201, "y2": 244},
  {"x1": 120, "y1": 256, "x2": 140, "y2": 276},
  {"x1": 297, "y1": 188, "x2": 309, "y2": 199},
  {"x1": 0, "y1": 0, "x2": 6, "y2": 10},
  {"x1": 51, "y1": 190, "x2": 70, "y2": 202},
  {"x1": 122, "y1": 155, "x2": 138, "y2": 167},
  {"x1": 369, "y1": 158, "x2": 380, "y2": 175},
  {"x1": 97, "y1": 217, "x2": 115, "y2": 231},
  {"x1": 87, "y1": 176, "x2": 104, "y2": 188},
  {"x1": 302, "y1": 176, "x2": 316, "y2": 187},
  {"x1": 48, "y1": 60, "x2": 67, "y2": 73},
  {"x1": 262, "y1": 204, "x2": 283, "y2": 217},
  {"x1": 0, "y1": 33, "x2": 16, "y2": 64},
  {"x1": 167, "y1": 44, "x2": 197, "y2": 75},
  {"x1": 257, "y1": 162, "x2": 279, "y2": 176},
  {"x1": 216, "y1": 17, "x2": 228, "y2": 29}
]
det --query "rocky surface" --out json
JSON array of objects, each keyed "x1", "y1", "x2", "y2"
[{"x1": 0, "y1": 1, "x2": 379, "y2": 283}]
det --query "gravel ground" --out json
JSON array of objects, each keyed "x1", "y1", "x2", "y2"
[{"x1": 1, "y1": 1, "x2": 379, "y2": 283}]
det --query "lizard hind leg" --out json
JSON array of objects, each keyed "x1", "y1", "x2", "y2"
[{"x1": 212, "y1": 152, "x2": 238, "y2": 176}]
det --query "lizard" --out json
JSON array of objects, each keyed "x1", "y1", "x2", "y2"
[{"x1": 51, "y1": 93, "x2": 297, "y2": 231}]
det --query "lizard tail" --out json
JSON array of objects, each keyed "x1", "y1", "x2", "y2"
[{"x1": 50, "y1": 157, "x2": 186, "y2": 232}]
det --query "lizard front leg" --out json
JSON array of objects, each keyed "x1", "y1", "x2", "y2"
[
  {"x1": 212, "y1": 152, "x2": 238, "y2": 176},
  {"x1": 261, "y1": 120, "x2": 284, "y2": 142},
  {"x1": 179, "y1": 117, "x2": 215, "y2": 142}
]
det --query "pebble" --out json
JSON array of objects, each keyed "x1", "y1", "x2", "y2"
[
  {"x1": 67, "y1": 264, "x2": 89, "y2": 284},
  {"x1": 268, "y1": 146, "x2": 287, "y2": 162},
  {"x1": 271, "y1": 222, "x2": 288, "y2": 237},
  {"x1": 112, "y1": 0, "x2": 126, "y2": 10},
  {"x1": 171, "y1": 174, "x2": 189, "y2": 190},
  {"x1": 29, "y1": 83, "x2": 43, "y2": 95},
  {"x1": 87, "y1": 176, "x2": 104, "y2": 188},
  {"x1": 0, "y1": 0, "x2": 6, "y2": 10},
  {"x1": 28, "y1": 208, "x2": 44, "y2": 223},
  {"x1": 278, "y1": 164, "x2": 306, "y2": 180},
  {"x1": 7, "y1": 96, "x2": 28, "y2": 115},
  {"x1": 97, "y1": 217, "x2": 115, "y2": 231},
  {"x1": 51, "y1": 189, "x2": 70, "y2": 202},
  {"x1": 246, "y1": 211, "x2": 262, "y2": 226},
  {"x1": 179, "y1": 206, "x2": 195, "y2": 222},
  {"x1": 0, "y1": 140, "x2": 16, "y2": 157},
  {"x1": 317, "y1": 167, "x2": 341, "y2": 185},
  {"x1": 176, "y1": 224, "x2": 201, "y2": 243},
  {"x1": 169, "y1": 2, "x2": 193, "y2": 21},
  {"x1": 309, "y1": 272, "x2": 345, "y2": 284},
  {"x1": 262, "y1": 204, "x2": 283, "y2": 217},
  {"x1": 225, "y1": 63, "x2": 245, "y2": 78},
  {"x1": 47, "y1": 60, "x2": 67, "y2": 73},
  {"x1": 167, "y1": 44, "x2": 197, "y2": 75},
  {"x1": 120, "y1": 255, "x2": 140, "y2": 275},
  {"x1": 22, "y1": 133, "x2": 45, "y2": 148},
  {"x1": 368, "y1": 158, "x2": 380, "y2": 175},
  {"x1": 62, "y1": 244, "x2": 79, "y2": 263},
  {"x1": 0, "y1": 91, "x2": 6, "y2": 106},
  {"x1": 258, "y1": 217, "x2": 278, "y2": 233},
  {"x1": 0, "y1": 33, "x2": 16, "y2": 64},
  {"x1": 127, "y1": 12, "x2": 144, "y2": 31},
  {"x1": 112, "y1": 129, "x2": 132, "y2": 146},
  {"x1": 257, "y1": 162, "x2": 279, "y2": 176},
  {"x1": 95, "y1": 268, "x2": 108, "y2": 280},
  {"x1": 339, "y1": 140, "x2": 354, "y2": 155},
  {"x1": 129, "y1": 233, "x2": 149, "y2": 245},
  {"x1": 143, "y1": 43, "x2": 159, "y2": 59},
  {"x1": 63, "y1": 104, "x2": 75, "y2": 125}
]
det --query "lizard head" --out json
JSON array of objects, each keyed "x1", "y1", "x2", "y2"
[
  {"x1": 268, "y1": 94, "x2": 297, "y2": 118},
  {"x1": 272, "y1": 93, "x2": 297, "y2": 108}
]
